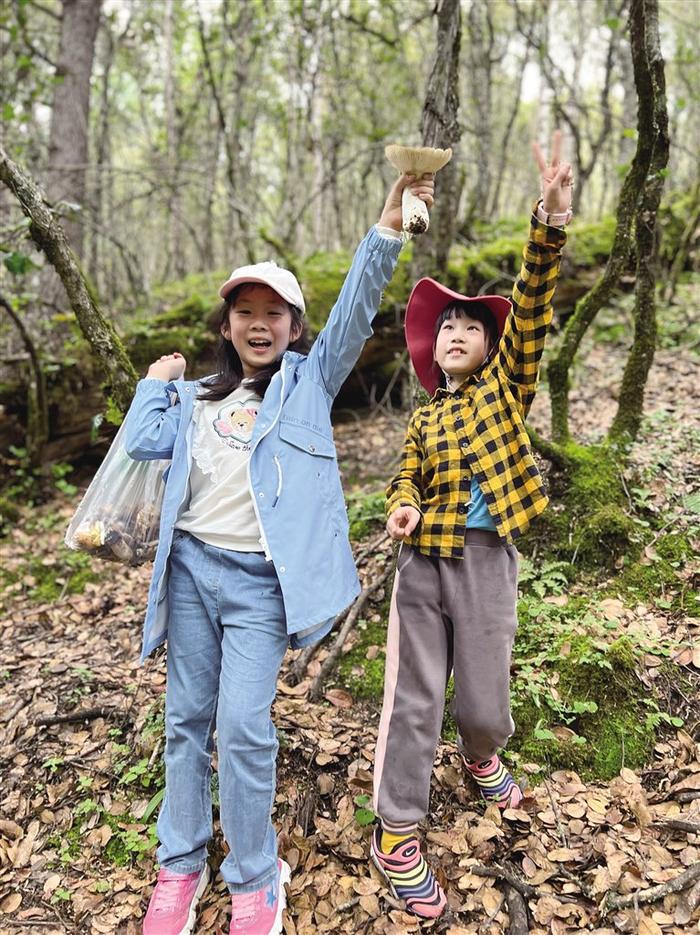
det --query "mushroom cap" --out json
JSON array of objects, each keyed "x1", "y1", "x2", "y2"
[{"x1": 384, "y1": 144, "x2": 453, "y2": 175}]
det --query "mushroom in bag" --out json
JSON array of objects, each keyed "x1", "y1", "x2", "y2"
[{"x1": 384, "y1": 144, "x2": 453, "y2": 235}]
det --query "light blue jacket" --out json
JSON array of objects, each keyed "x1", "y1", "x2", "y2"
[{"x1": 125, "y1": 227, "x2": 402, "y2": 661}]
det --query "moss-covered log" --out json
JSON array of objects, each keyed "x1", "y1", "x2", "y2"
[{"x1": 0, "y1": 145, "x2": 138, "y2": 414}]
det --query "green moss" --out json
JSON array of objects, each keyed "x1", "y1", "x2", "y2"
[
  {"x1": 1, "y1": 549, "x2": 100, "y2": 602},
  {"x1": 337, "y1": 617, "x2": 388, "y2": 700},
  {"x1": 447, "y1": 235, "x2": 523, "y2": 294},
  {"x1": 0, "y1": 496, "x2": 20, "y2": 526},
  {"x1": 125, "y1": 324, "x2": 216, "y2": 371},
  {"x1": 346, "y1": 490, "x2": 385, "y2": 541},
  {"x1": 609, "y1": 533, "x2": 699, "y2": 614},
  {"x1": 524, "y1": 442, "x2": 638, "y2": 568},
  {"x1": 150, "y1": 294, "x2": 212, "y2": 327},
  {"x1": 141, "y1": 269, "x2": 228, "y2": 314},
  {"x1": 511, "y1": 635, "x2": 654, "y2": 780},
  {"x1": 565, "y1": 217, "x2": 616, "y2": 267},
  {"x1": 299, "y1": 250, "x2": 353, "y2": 333},
  {"x1": 573, "y1": 504, "x2": 637, "y2": 566},
  {"x1": 300, "y1": 238, "x2": 416, "y2": 333},
  {"x1": 446, "y1": 217, "x2": 615, "y2": 296},
  {"x1": 336, "y1": 582, "x2": 394, "y2": 700},
  {"x1": 47, "y1": 825, "x2": 82, "y2": 864}
]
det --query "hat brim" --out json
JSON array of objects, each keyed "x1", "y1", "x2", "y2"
[
  {"x1": 219, "y1": 275, "x2": 305, "y2": 313},
  {"x1": 405, "y1": 279, "x2": 511, "y2": 395}
]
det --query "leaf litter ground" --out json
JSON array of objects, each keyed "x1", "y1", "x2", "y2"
[{"x1": 1, "y1": 309, "x2": 699, "y2": 934}]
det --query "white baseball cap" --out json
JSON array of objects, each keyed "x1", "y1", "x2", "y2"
[{"x1": 218, "y1": 261, "x2": 305, "y2": 314}]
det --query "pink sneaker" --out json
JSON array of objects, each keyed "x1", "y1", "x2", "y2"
[
  {"x1": 229, "y1": 859, "x2": 291, "y2": 935},
  {"x1": 143, "y1": 864, "x2": 209, "y2": 935}
]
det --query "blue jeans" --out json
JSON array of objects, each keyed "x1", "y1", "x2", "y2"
[{"x1": 156, "y1": 530, "x2": 289, "y2": 893}]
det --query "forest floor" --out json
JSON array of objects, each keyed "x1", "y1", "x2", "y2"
[{"x1": 0, "y1": 282, "x2": 699, "y2": 934}]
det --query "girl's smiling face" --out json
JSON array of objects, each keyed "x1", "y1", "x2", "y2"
[
  {"x1": 433, "y1": 313, "x2": 489, "y2": 384},
  {"x1": 222, "y1": 284, "x2": 302, "y2": 377}
]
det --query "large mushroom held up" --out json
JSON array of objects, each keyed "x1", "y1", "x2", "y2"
[{"x1": 384, "y1": 144, "x2": 453, "y2": 235}]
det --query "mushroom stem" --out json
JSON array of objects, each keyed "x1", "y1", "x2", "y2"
[
  {"x1": 402, "y1": 187, "x2": 430, "y2": 235},
  {"x1": 384, "y1": 144, "x2": 452, "y2": 237}
]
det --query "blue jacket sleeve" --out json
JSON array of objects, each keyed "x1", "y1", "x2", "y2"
[
  {"x1": 124, "y1": 378, "x2": 182, "y2": 460},
  {"x1": 304, "y1": 226, "x2": 402, "y2": 400}
]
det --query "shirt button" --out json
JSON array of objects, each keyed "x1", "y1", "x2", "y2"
[
  {"x1": 280, "y1": 566, "x2": 286, "y2": 573},
  {"x1": 459, "y1": 504, "x2": 467, "y2": 513},
  {"x1": 258, "y1": 492, "x2": 265, "y2": 499},
  {"x1": 309, "y1": 444, "x2": 316, "y2": 452}
]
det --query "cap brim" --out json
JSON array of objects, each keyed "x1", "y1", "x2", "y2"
[
  {"x1": 219, "y1": 275, "x2": 305, "y2": 313},
  {"x1": 405, "y1": 279, "x2": 511, "y2": 395}
]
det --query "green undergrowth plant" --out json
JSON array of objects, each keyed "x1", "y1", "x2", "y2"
[
  {"x1": 0, "y1": 547, "x2": 99, "y2": 603},
  {"x1": 48, "y1": 700, "x2": 169, "y2": 869},
  {"x1": 346, "y1": 490, "x2": 386, "y2": 541},
  {"x1": 0, "y1": 447, "x2": 79, "y2": 536},
  {"x1": 606, "y1": 529, "x2": 700, "y2": 616}
]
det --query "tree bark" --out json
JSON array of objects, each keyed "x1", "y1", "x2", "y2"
[
  {"x1": 0, "y1": 146, "x2": 138, "y2": 414},
  {"x1": 609, "y1": 0, "x2": 669, "y2": 443},
  {"x1": 45, "y1": 0, "x2": 102, "y2": 258},
  {"x1": 412, "y1": 0, "x2": 462, "y2": 279},
  {"x1": 462, "y1": 0, "x2": 493, "y2": 228}
]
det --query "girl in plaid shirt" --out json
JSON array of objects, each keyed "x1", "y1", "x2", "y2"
[{"x1": 370, "y1": 133, "x2": 573, "y2": 919}]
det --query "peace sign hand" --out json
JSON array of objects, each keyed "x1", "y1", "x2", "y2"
[{"x1": 532, "y1": 129, "x2": 574, "y2": 215}]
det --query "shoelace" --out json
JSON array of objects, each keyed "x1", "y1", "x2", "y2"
[
  {"x1": 152, "y1": 877, "x2": 185, "y2": 914},
  {"x1": 231, "y1": 890, "x2": 258, "y2": 924}
]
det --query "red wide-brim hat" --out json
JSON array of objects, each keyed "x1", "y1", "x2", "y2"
[{"x1": 405, "y1": 278, "x2": 512, "y2": 396}]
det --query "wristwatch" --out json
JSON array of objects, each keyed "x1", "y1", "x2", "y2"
[{"x1": 536, "y1": 199, "x2": 573, "y2": 227}]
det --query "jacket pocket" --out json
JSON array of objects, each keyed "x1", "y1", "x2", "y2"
[{"x1": 278, "y1": 420, "x2": 336, "y2": 458}]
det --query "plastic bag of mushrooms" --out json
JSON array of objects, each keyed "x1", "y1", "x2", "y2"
[{"x1": 64, "y1": 419, "x2": 169, "y2": 566}]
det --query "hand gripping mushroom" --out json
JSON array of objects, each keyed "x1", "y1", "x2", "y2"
[{"x1": 384, "y1": 144, "x2": 453, "y2": 235}]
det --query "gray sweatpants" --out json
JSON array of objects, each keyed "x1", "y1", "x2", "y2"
[{"x1": 373, "y1": 530, "x2": 519, "y2": 832}]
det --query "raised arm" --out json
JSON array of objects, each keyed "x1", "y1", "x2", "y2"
[
  {"x1": 497, "y1": 131, "x2": 572, "y2": 415},
  {"x1": 305, "y1": 174, "x2": 434, "y2": 400}
]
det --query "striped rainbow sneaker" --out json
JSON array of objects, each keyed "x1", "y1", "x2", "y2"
[
  {"x1": 462, "y1": 754, "x2": 524, "y2": 808},
  {"x1": 370, "y1": 825, "x2": 447, "y2": 919}
]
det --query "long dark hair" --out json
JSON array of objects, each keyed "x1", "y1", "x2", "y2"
[
  {"x1": 198, "y1": 284, "x2": 309, "y2": 401},
  {"x1": 432, "y1": 301, "x2": 499, "y2": 389}
]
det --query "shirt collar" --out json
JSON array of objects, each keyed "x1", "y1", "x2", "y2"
[{"x1": 430, "y1": 370, "x2": 480, "y2": 403}]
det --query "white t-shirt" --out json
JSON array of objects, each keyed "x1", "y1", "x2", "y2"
[{"x1": 175, "y1": 383, "x2": 263, "y2": 551}]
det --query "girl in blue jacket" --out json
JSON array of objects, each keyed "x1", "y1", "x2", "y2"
[{"x1": 126, "y1": 172, "x2": 434, "y2": 935}]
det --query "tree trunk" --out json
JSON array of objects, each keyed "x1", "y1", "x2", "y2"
[
  {"x1": 0, "y1": 146, "x2": 138, "y2": 414},
  {"x1": 46, "y1": 0, "x2": 102, "y2": 259},
  {"x1": 461, "y1": 0, "x2": 493, "y2": 232},
  {"x1": 609, "y1": 0, "x2": 669, "y2": 444},
  {"x1": 412, "y1": 0, "x2": 462, "y2": 279}
]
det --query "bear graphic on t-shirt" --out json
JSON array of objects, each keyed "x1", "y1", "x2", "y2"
[{"x1": 213, "y1": 404, "x2": 258, "y2": 447}]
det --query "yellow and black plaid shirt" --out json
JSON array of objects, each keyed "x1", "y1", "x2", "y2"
[{"x1": 387, "y1": 214, "x2": 567, "y2": 556}]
